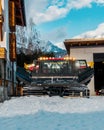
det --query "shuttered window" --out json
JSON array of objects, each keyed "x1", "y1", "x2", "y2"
[
  {"x1": 9, "y1": 33, "x2": 16, "y2": 61},
  {"x1": 9, "y1": 0, "x2": 16, "y2": 32}
]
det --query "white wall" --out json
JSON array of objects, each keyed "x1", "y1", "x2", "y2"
[
  {"x1": 70, "y1": 46, "x2": 104, "y2": 62},
  {"x1": 70, "y1": 46, "x2": 104, "y2": 96}
]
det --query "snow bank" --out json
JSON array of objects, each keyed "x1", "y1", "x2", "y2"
[{"x1": 0, "y1": 96, "x2": 104, "y2": 117}]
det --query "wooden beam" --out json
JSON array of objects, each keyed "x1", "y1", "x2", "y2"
[
  {"x1": 0, "y1": 0, "x2": 3, "y2": 41},
  {"x1": 9, "y1": 0, "x2": 16, "y2": 32}
]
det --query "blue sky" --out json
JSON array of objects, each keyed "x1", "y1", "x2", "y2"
[{"x1": 25, "y1": 0, "x2": 104, "y2": 49}]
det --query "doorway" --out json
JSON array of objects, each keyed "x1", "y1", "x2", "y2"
[{"x1": 94, "y1": 53, "x2": 104, "y2": 91}]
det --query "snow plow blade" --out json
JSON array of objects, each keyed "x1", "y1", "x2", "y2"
[{"x1": 22, "y1": 81, "x2": 90, "y2": 98}]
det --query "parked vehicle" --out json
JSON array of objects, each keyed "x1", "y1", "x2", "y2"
[
  {"x1": 22, "y1": 57, "x2": 93, "y2": 97},
  {"x1": 99, "y1": 86, "x2": 104, "y2": 95}
]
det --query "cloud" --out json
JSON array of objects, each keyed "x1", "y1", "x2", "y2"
[
  {"x1": 55, "y1": 42, "x2": 66, "y2": 49},
  {"x1": 67, "y1": 0, "x2": 92, "y2": 9},
  {"x1": 25, "y1": 0, "x2": 48, "y2": 23},
  {"x1": 40, "y1": 26, "x2": 68, "y2": 49},
  {"x1": 25, "y1": 0, "x2": 104, "y2": 24},
  {"x1": 51, "y1": 0, "x2": 67, "y2": 7},
  {"x1": 95, "y1": 0, "x2": 104, "y2": 5},
  {"x1": 34, "y1": 6, "x2": 67, "y2": 24},
  {"x1": 73, "y1": 23, "x2": 104, "y2": 38},
  {"x1": 41, "y1": 22, "x2": 104, "y2": 49},
  {"x1": 41, "y1": 26, "x2": 68, "y2": 42}
]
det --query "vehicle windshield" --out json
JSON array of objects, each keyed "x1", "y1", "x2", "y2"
[{"x1": 32, "y1": 60, "x2": 78, "y2": 76}]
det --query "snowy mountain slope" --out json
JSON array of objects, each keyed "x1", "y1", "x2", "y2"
[
  {"x1": 39, "y1": 41, "x2": 67, "y2": 57},
  {"x1": 16, "y1": 24, "x2": 67, "y2": 57}
]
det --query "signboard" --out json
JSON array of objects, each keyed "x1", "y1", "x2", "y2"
[{"x1": 0, "y1": 47, "x2": 6, "y2": 59}]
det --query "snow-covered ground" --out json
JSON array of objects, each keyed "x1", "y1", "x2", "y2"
[{"x1": 0, "y1": 96, "x2": 104, "y2": 130}]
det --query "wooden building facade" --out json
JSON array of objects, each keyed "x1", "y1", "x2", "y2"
[{"x1": 0, "y1": 0, "x2": 26, "y2": 99}]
